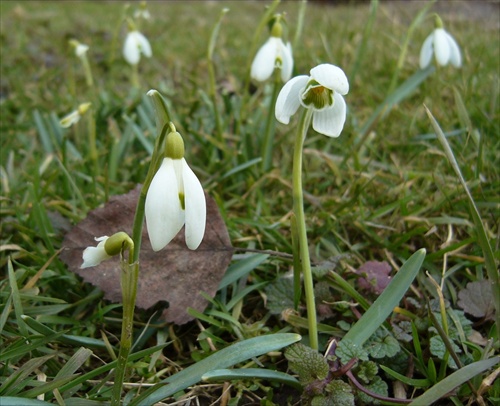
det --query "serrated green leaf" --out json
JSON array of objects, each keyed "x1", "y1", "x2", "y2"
[
  {"x1": 285, "y1": 343, "x2": 329, "y2": 384},
  {"x1": 365, "y1": 329, "x2": 400, "y2": 359},
  {"x1": 264, "y1": 277, "x2": 295, "y2": 315},
  {"x1": 323, "y1": 379, "x2": 355, "y2": 406},
  {"x1": 357, "y1": 375, "x2": 388, "y2": 405},
  {"x1": 336, "y1": 338, "x2": 369, "y2": 363},
  {"x1": 429, "y1": 335, "x2": 461, "y2": 369},
  {"x1": 356, "y1": 361, "x2": 378, "y2": 384}
]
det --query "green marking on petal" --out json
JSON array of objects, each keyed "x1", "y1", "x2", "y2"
[
  {"x1": 301, "y1": 81, "x2": 334, "y2": 110},
  {"x1": 179, "y1": 192, "x2": 185, "y2": 210}
]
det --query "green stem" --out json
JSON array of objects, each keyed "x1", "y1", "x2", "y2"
[
  {"x1": 292, "y1": 108, "x2": 318, "y2": 350},
  {"x1": 111, "y1": 249, "x2": 138, "y2": 406},
  {"x1": 110, "y1": 122, "x2": 169, "y2": 404},
  {"x1": 81, "y1": 54, "x2": 94, "y2": 88},
  {"x1": 261, "y1": 71, "x2": 281, "y2": 172},
  {"x1": 131, "y1": 63, "x2": 139, "y2": 88}
]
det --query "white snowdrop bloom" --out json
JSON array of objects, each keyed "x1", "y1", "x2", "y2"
[
  {"x1": 81, "y1": 236, "x2": 112, "y2": 268},
  {"x1": 419, "y1": 28, "x2": 461, "y2": 69},
  {"x1": 251, "y1": 36, "x2": 293, "y2": 82},
  {"x1": 123, "y1": 30, "x2": 152, "y2": 65},
  {"x1": 145, "y1": 132, "x2": 206, "y2": 251},
  {"x1": 75, "y1": 43, "x2": 89, "y2": 58},
  {"x1": 275, "y1": 63, "x2": 349, "y2": 137}
]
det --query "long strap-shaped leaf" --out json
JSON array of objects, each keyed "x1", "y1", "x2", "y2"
[
  {"x1": 340, "y1": 248, "x2": 426, "y2": 348},
  {"x1": 409, "y1": 357, "x2": 499, "y2": 406},
  {"x1": 131, "y1": 333, "x2": 301, "y2": 406}
]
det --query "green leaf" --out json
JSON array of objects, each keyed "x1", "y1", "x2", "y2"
[
  {"x1": 409, "y1": 357, "x2": 499, "y2": 405},
  {"x1": 365, "y1": 329, "x2": 400, "y2": 359},
  {"x1": 425, "y1": 106, "x2": 499, "y2": 337},
  {"x1": 285, "y1": 343, "x2": 329, "y2": 384},
  {"x1": 357, "y1": 376, "x2": 388, "y2": 405},
  {"x1": 130, "y1": 333, "x2": 301, "y2": 405},
  {"x1": 379, "y1": 365, "x2": 431, "y2": 388},
  {"x1": 340, "y1": 249, "x2": 425, "y2": 350},
  {"x1": 218, "y1": 254, "x2": 269, "y2": 290},
  {"x1": 356, "y1": 361, "x2": 378, "y2": 384},
  {"x1": 264, "y1": 277, "x2": 295, "y2": 315},
  {"x1": 335, "y1": 338, "x2": 369, "y2": 363},
  {"x1": 202, "y1": 368, "x2": 302, "y2": 390},
  {"x1": 429, "y1": 335, "x2": 461, "y2": 370},
  {"x1": 322, "y1": 380, "x2": 355, "y2": 406}
]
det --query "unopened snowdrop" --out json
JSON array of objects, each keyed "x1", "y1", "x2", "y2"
[
  {"x1": 123, "y1": 23, "x2": 152, "y2": 65},
  {"x1": 251, "y1": 17, "x2": 293, "y2": 83},
  {"x1": 419, "y1": 15, "x2": 461, "y2": 69},
  {"x1": 145, "y1": 127, "x2": 206, "y2": 251},
  {"x1": 81, "y1": 232, "x2": 133, "y2": 268},
  {"x1": 275, "y1": 63, "x2": 349, "y2": 137}
]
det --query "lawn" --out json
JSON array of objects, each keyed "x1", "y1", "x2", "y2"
[{"x1": 1, "y1": 0, "x2": 499, "y2": 405}]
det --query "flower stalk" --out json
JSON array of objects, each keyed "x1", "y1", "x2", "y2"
[{"x1": 292, "y1": 108, "x2": 318, "y2": 350}]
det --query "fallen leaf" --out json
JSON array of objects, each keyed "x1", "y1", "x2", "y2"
[
  {"x1": 59, "y1": 185, "x2": 233, "y2": 325},
  {"x1": 457, "y1": 280, "x2": 495, "y2": 321},
  {"x1": 354, "y1": 261, "x2": 392, "y2": 295}
]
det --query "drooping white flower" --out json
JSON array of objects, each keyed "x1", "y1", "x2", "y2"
[
  {"x1": 275, "y1": 63, "x2": 349, "y2": 137},
  {"x1": 81, "y1": 236, "x2": 112, "y2": 268},
  {"x1": 145, "y1": 131, "x2": 206, "y2": 251},
  {"x1": 251, "y1": 18, "x2": 293, "y2": 83},
  {"x1": 123, "y1": 30, "x2": 152, "y2": 65},
  {"x1": 60, "y1": 102, "x2": 91, "y2": 128},
  {"x1": 251, "y1": 37, "x2": 293, "y2": 82},
  {"x1": 419, "y1": 27, "x2": 461, "y2": 69},
  {"x1": 80, "y1": 232, "x2": 133, "y2": 269}
]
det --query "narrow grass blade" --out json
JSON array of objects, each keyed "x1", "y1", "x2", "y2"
[
  {"x1": 7, "y1": 259, "x2": 28, "y2": 338},
  {"x1": 0, "y1": 355, "x2": 54, "y2": 396},
  {"x1": 218, "y1": 254, "x2": 268, "y2": 289},
  {"x1": 424, "y1": 106, "x2": 499, "y2": 337},
  {"x1": 131, "y1": 333, "x2": 301, "y2": 406},
  {"x1": 54, "y1": 347, "x2": 93, "y2": 379},
  {"x1": 379, "y1": 365, "x2": 431, "y2": 388},
  {"x1": 409, "y1": 357, "x2": 499, "y2": 406},
  {"x1": 340, "y1": 248, "x2": 425, "y2": 348},
  {"x1": 202, "y1": 368, "x2": 302, "y2": 390}
]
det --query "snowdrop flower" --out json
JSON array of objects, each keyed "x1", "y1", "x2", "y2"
[
  {"x1": 419, "y1": 16, "x2": 461, "y2": 69},
  {"x1": 134, "y1": 1, "x2": 151, "y2": 20},
  {"x1": 81, "y1": 232, "x2": 132, "y2": 269},
  {"x1": 60, "y1": 102, "x2": 91, "y2": 128},
  {"x1": 123, "y1": 28, "x2": 152, "y2": 65},
  {"x1": 69, "y1": 39, "x2": 89, "y2": 59},
  {"x1": 145, "y1": 129, "x2": 206, "y2": 251},
  {"x1": 275, "y1": 63, "x2": 349, "y2": 137},
  {"x1": 251, "y1": 18, "x2": 293, "y2": 82}
]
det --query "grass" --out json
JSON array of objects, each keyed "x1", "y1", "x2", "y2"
[{"x1": 1, "y1": 0, "x2": 499, "y2": 405}]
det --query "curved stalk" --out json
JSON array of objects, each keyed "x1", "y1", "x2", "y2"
[{"x1": 292, "y1": 108, "x2": 318, "y2": 350}]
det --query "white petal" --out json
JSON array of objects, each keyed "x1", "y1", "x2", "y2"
[
  {"x1": 123, "y1": 32, "x2": 140, "y2": 65},
  {"x1": 134, "y1": 31, "x2": 152, "y2": 58},
  {"x1": 445, "y1": 31, "x2": 462, "y2": 67},
  {"x1": 251, "y1": 37, "x2": 278, "y2": 82},
  {"x1": 145, "y1": 158, "x2": 184, "y2": 251},
  {"x1": 81, "y1": 236, "x2": 111, "y2": 268},
  {"x1": 433, "y1": 28, "x2": 450, "y2": 66},
  {"x1": 310, "y1": 64, "x2": 349, "y2": 95},
  {"x1": 181, "y1": 159, "x2": 206, "y2": 250},
  {"x1": 280, "y1": 42, "x2": 294, "y2": 82},
  {"x1": 75, "y1": 44, "x2": 89, "y2": 58},
  {"x1": 311, "y1": 93, "x2": 346, "y2": 137},
  {"x1": 419, "y1": 32, "x2": 434, "y2": 69},
  {"x1": 60, "y1": 110, "x2": 80, "y2": 128},
  {"x1": 275, "y1": 75, "x2": 309, "y2": 124}
]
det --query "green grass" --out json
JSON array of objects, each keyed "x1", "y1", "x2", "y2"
[{"x1": 1, "y1": 1, "x2": 499, "y2": 405}]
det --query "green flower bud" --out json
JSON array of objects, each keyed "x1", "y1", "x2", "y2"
[
  {"x1": 165, "y1": 131, "x2": 185, "y2": 160},
  {"x1": 104, "y1": 231, "x2": 133, "y2": 256},
  {"x1": 271, "y1": 19, "x2": 283, "y2": 38}
]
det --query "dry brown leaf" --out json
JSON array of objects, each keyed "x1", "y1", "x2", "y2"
[
  {"x1": 354, "y1": 260, "x2": 392, "y2": 295},
  {"x1": 59, "y1": 185, "x2": 233, "y2": 324}
]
